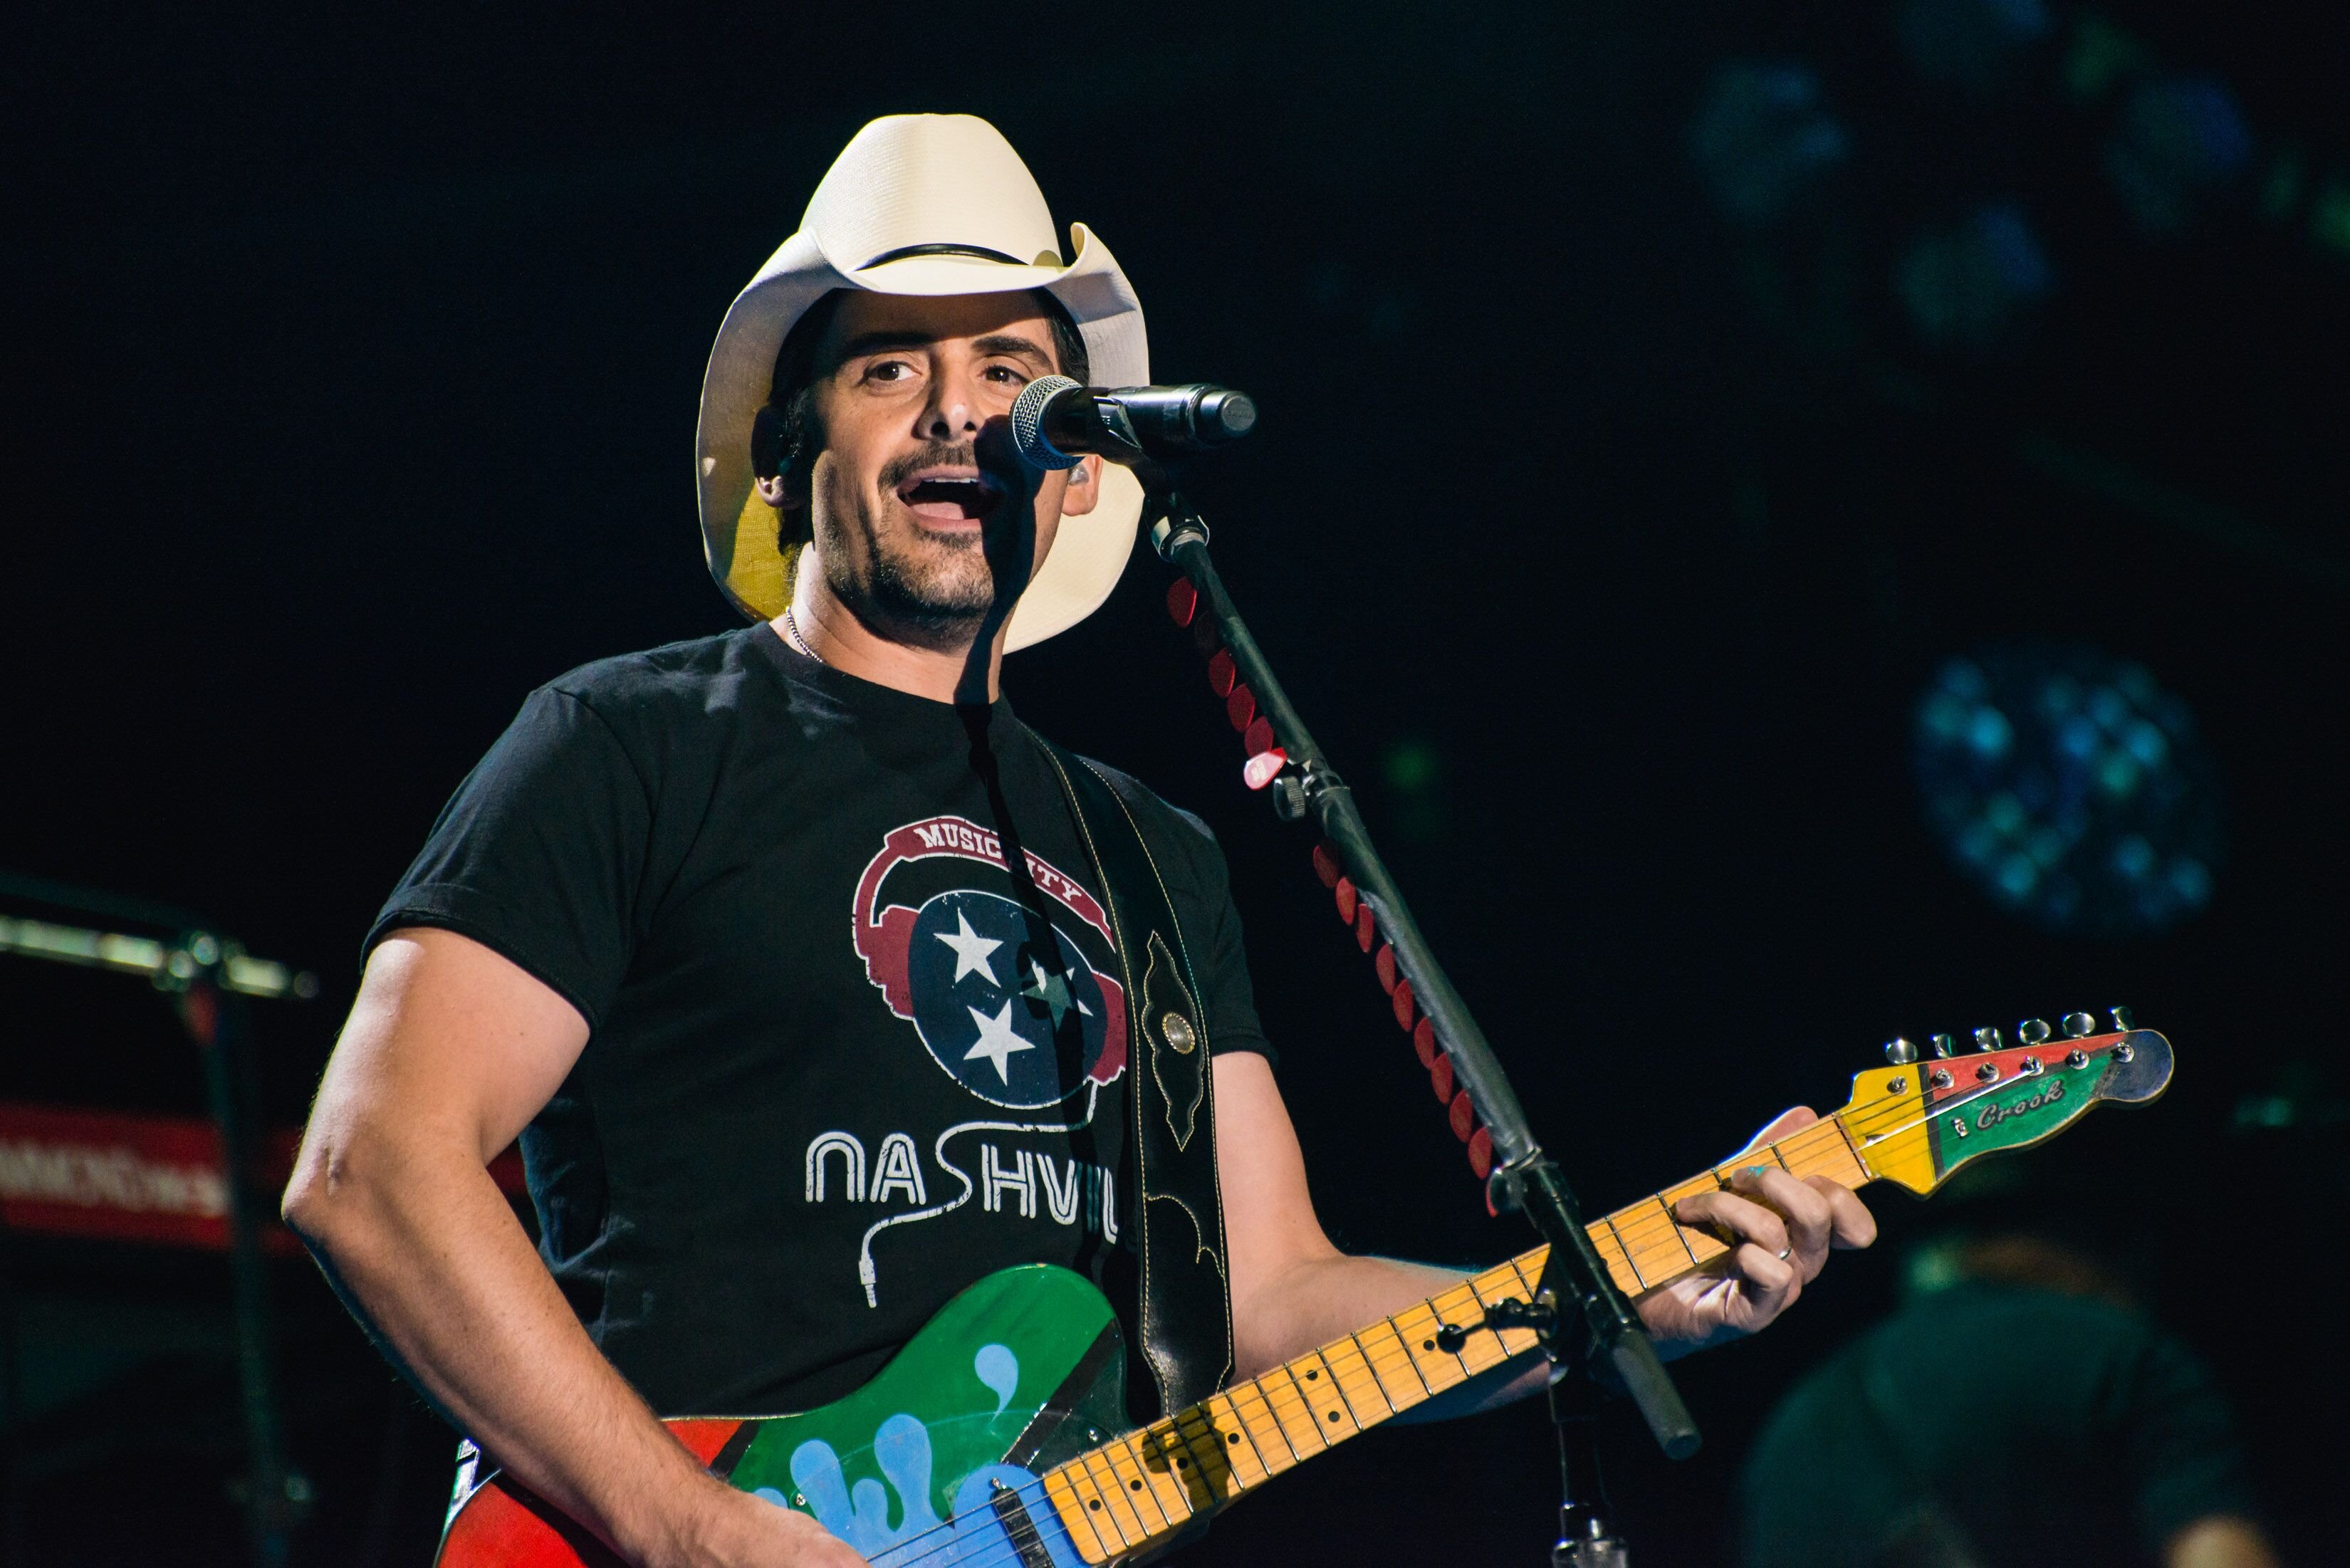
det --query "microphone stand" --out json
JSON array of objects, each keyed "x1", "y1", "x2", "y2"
[{"x1": 1137, "y1": 477, "x2": 1699, "y2": 1563}]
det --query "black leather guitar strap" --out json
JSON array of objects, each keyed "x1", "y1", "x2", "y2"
[{"x1": 1028, "y1": 732, "x2": 1233, "y2": 1418}]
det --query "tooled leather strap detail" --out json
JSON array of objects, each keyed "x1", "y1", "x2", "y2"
[{"x1": 1028, "y1": 733, "x2": 1234, "y2": 1417}]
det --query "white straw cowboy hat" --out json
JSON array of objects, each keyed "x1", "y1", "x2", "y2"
[{"x1": 696, "y1": 114, "x2": 1149, "y2": 651}]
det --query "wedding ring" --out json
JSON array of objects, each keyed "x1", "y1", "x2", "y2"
[{"x1": 1777, "y1": 1247, "x2": 1792, "y2": 1261}]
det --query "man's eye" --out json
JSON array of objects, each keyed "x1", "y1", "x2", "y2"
[
  {"x1": 865, "y1": 360, "x2": 914, "y2": 383},
  {"x1": 983, "y1": 364, "x2": 1028, "y2": 385}
]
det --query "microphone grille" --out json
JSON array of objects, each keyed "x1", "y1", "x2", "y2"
[{"x1": 1010, "y1": 375, "x2": 1084, "y2": 470}]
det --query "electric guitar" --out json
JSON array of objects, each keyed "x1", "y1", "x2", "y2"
[{"x1": 437, "y1": 1015, "x2": 2171, "y2": 1567}]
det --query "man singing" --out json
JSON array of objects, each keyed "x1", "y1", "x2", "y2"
[{"x1": 283, "y1": 115, "x2": 1874, "y2": 1567}]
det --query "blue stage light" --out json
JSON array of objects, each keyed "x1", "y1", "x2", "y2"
[
  {"x1": 1688, "y1": 62, "x2": 1851, "y2": 226},
  {"x1": 1896, "y1": 203, "x2": 2054, "y2": 352},
  {"x1": 2104, "y1": 74, "x2": 2252, "y2": 234},
  {"x1": 1913, "y1": 644, "x2": 2221, "y2": 936},
  {"x1": 1896, "y1": 0, "x2": 2050, "y2": 89}
]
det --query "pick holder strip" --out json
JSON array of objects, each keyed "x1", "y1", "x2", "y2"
[{"x1": 1165, "y1": 578, "x2": 1497, "y2": 1198}]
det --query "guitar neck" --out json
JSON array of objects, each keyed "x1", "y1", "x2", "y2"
[{"x1": 1037, "y1": 1112, "x2": 1876, "y2": 1557}]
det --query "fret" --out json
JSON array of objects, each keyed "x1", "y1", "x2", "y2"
[
  {"x1": 1656, "y1": 1178, "x2": 1734, "y2": 1269},
  {"x1": 1314, "y1": 1336, "x2": 1379, "y2": 1418},
  {"x1": 1314, "y1": 1339, "x2": 1391, "y2": 1424},
  {"x1": 1290, "y1": 1351, "x2": 1364, "y2": 1436},
  {"x1": 1110, "y1": 1433, "x2": 1186, "y2": 1533},
  {"x1": 1651, "y1": 1196, "x2": 1701, "y2": 1268},
  {"x1": 1197, "y1": 1392, "x2": 1273, "y2": 1489},
  {"x1": 1611, "y1": 1206, "x2": 1699, "y2": 1289},
  {"x1": 1254, "y1": 1364, "x2": 1334, "y2": 1455},
  {"x1": 1007, "y1": 1109, "x2": 1916, "y2": 1565},
  {"x1": 1827, "y1": 1112, "x2": 1873, "y2": 1181},
  {"x1": 1075, "y1": 1446, "x2": 1152, "y2": 1546},
  {"x1": 1041, "y1": 1465, "x2": 1121, "y2": 1563},
  {"x1": 1598, "y1": 1214, "x2": 1648, "y2": 1290},
  {"x1": 1228, "y1": 1376, "x2": 1303, "y2": 1470},
  {"x1": 1100, "y1": 1438, "x2": 1175, "y2": 1542},
  {"x1": 1463, "y1": 1269, "x2": 1543, "y2": 1359},
  {"x1": 1583, "y1": 1224, "x2": 1642, "y2": 1298},
  {"x1": 1792, "y1": 1121, "x2": 1871, "y2": 1186},
  {"x1": 1390, "y1": 1300, "x2": 1477, "y2": 1390},
  {"x1": 1147, "y1": 1409, "x2": 1238, "y2": 1511}
]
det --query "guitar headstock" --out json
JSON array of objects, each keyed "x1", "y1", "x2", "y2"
[{"x1": 1838, "y1": 1009, "x2": 2172, "y2": 1196}]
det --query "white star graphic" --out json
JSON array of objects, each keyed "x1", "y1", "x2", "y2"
[
  {"x1": 964, "y1": 999, "x2": 1035, "y2": 1084},
  {"x1": 934, "y1": 909, "x2": 1003, "y2": 986},
  {"x1": 1021, "y1": 958, "x2": 1093, "y2": 1031}
]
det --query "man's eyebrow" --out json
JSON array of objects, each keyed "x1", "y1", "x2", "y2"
[
  {"x1": 827, "y1": 329, "x2": 1057, "y2": 371},
  {"x1": 830, "y1": 330, "x2": 935, "y2": 363},
  {"x1": 969, "y1": 332, "x2": 1054, "y2": 365}
]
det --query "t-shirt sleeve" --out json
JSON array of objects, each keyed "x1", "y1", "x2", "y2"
[
  {"x1": 367, "y1": 686, "x2": 652, "y2": 1032},
  {"x1": 1157, "y1": 805, "x2": 1275, "y2": 1068}
]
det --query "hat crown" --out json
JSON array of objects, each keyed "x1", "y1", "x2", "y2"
[{"x1": 803, "y1": 114, "x2": 1062, "y2": 272}]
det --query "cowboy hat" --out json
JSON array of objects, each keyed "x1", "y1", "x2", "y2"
[{"x1": 696, "y1": 113, "x2": 1149, "y2": 651}]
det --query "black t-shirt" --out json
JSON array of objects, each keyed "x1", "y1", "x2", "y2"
[{"x1": 369, "y1": 624, "x2": 1271, "y2": 1418}]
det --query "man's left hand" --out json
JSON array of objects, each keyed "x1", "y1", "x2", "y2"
[{"x1": 1634, "y1": 1106, "x2": 1878, "y2": 1356}]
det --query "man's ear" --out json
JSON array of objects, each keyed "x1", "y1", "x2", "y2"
[
  {"x1": 1056, "y1": 455, "x2": 1103, "y2": 519},
  {"x1": 751, "y1": 405, "x2": 809, "y2": 511},
  {"x1": 754, "y1": 469, "x2": 804, "y2": 510}
]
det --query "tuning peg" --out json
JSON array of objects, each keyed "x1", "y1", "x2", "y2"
[
  {"x1": 1884, "y1": 1038, "x2": 1919, "y2": 1065},
  {"x1": 1930, "y1": 1034, "x2": 1958, "y2": 1058},
  {"x1": 2061, "y1": 1011, "x2": 2097, "y2": 1038},
  {"x1": 2109, "y1": 1005, "x2": 2135, "y2": 1030},
  {"x1": 2019, "y1": 1018, "x2": 2053, "y2": 1045},
  {"x1": 1973, "y1": 1026, "x2": 2004, "y2": 1052}
]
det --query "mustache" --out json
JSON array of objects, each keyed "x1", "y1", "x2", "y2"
[{"x1": 877, "y1": 441, "x2": 981, "y2": 493}]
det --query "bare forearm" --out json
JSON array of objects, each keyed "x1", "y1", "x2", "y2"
[
  {"x1": 1234, "y1": 1253, "x2": 1545, "y2": 1421},
  {"x1": 285, "y1": 1137, "x2": 726, "y2": 1567}
]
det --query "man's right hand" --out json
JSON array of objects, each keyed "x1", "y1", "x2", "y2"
[{"x1": 669, "y1": 1485, "x2": 869, "y2": 1568}]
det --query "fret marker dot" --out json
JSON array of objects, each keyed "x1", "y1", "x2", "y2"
[
  {"x1": 1305, "y1": 1369, "x2": 1318, "y2": 1381},
  {"x1": 1090, "y1": 1500, "x2": 1102, "y2": 1510},
  {"x1": 1129, "y1": 1480, "x2": 1142, "y2": 1491},
  {"x1": 1174, "y1": 1456, "x2": 1188, "y2": 1468},
  {"x1": 1327, "y1": 1411, "x2": 1342, "y2": 1422},
  {"x1": 1226, "y1": 1432, "x2": 1239, "y2": 1444},
  {"x1": 1422, "y1": 1339, "x2": 1434, "y2": 1351}
]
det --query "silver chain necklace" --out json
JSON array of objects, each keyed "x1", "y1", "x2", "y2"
[{"x1": 782, "y1": 606, "x2": 823, "y2": 665}]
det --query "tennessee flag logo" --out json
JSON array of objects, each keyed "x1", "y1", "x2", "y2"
[{"x1": 851, "y1": 817, "x2": 1127, "y2": 1109}]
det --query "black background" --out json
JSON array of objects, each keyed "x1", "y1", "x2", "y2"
[{"x1": 4, "y1": 1, "x2": 2346, "y2": 1562}]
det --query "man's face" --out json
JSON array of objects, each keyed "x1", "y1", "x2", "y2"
[{"x1": 783, "y1": 290, "x2": 1098, "y2": 647}]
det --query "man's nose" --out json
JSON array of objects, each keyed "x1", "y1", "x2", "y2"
[{"x1": 919, "y1": 365, "x2": 985, "y2": 441}]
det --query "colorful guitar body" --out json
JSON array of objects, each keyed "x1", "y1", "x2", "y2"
[
  {"x1": 437, "y1": 1017, "x2": 2174, "y2": 1568},
  {"x1": 437, "y1": 1264, "x2": 1133, "y2": 1567}
]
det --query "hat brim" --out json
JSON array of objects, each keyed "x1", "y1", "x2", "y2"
[{"x1": 696, "y1": 224, "x2": 1148, "y2": 652}]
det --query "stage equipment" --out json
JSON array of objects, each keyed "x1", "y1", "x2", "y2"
[
  {"x1": 1008, "y1": 378, "x2": 1257, "y2": 469},
  {"x1": 0, "y1": 870, "x2": 318, "y2": 1567},
  {"x1": 1913, "y1": 644, "x2": 2220, "y2": 937},
  {"x1": 432, "y1": 1014, "x2": 2172, "y2": 1567}
]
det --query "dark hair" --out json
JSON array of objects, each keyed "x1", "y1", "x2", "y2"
[{"x1": 752, "y1": 288, "x2": 1090, "y2": 540}]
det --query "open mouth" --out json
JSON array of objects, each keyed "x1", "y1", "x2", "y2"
[{"x1": 894, "y1": 467, "x2": 1003, "y2": 525}]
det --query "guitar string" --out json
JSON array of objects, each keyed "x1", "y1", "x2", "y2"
[
  {"x1": 783, "y1": 1070, "x2": 2100, "y2": 1566},
  {"x1": 1604, "y1": 1059, "x2": 2096, "y2": 1265},
  {"x1": 857, "y1": 1312, "x2": 1531, "y2": 1568},
  {"x1": 865, "y1": 1121, "x2": 1903, "y2": 1566},
  {"x1": 910, "y1": 1139, "x2": 1888, "y2": 1564}
]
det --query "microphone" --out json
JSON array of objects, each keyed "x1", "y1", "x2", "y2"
[{"x1": 1009, "y1": 377, "x2": 1258, "y2": 470}]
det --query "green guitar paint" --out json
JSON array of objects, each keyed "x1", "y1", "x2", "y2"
[
  {"x1": 724, "y1": 1265, "x2": 1129, "y2": 1559},
  {"x1": 1926, "y1": 1053, "x2": 2110, "y2": 1172}
]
